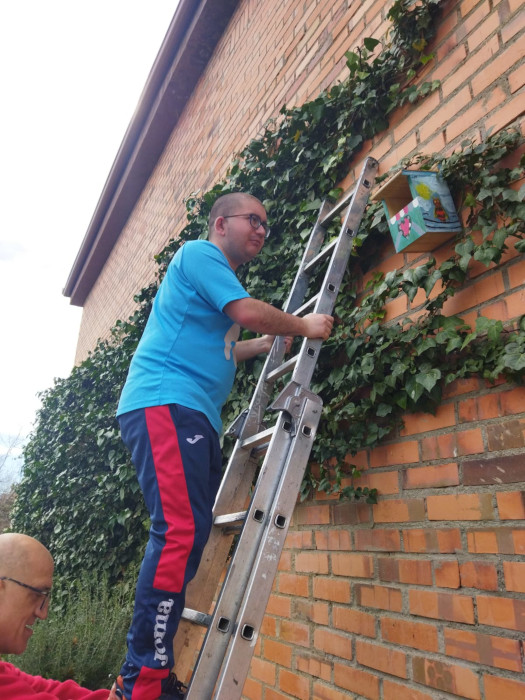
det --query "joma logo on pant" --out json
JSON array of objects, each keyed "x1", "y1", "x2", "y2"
[{"x1": 153, "y1": 598, "x2": 174, "y2": 665}]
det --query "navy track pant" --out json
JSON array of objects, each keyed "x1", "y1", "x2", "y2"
[{"x1": 117, "y1": 404, "x2": 222, "y2": 700}]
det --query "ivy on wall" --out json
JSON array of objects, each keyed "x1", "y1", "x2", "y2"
[{"x1": 11, "y1": 0, "x2": 524, "y2": 587}]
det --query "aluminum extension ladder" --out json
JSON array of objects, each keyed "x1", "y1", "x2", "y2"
[{"x1": 174, "y1": 156, "x2": 378, "y2": 699}]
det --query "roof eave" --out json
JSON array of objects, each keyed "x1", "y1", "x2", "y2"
[{"x1": 63, "y1": 0, "x2": 239, "y2": 306}]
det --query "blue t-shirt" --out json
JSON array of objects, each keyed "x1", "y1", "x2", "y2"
[{"x1": 117, "y1": 240, "x2": 250, "y2": 433}]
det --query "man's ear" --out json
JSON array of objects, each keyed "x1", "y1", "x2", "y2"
[{"x1": 213, "y1": 216, "x2": 227, "y2": 238}]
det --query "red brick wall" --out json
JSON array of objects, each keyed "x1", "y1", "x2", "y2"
[
  {"x1": 75, "y1": 0, "x2": 523, "y2": 360},
  {"x1": 74, "y1": 0, "x2": 524, "y2": 697}
]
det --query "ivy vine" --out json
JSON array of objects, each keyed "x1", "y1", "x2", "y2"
[{"x1": 11, "y1": 0, "x2": 524, "y2": 588}]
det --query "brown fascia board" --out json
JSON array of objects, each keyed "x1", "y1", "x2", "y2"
[{"x1": 63, "y1": 0, "x2": 240, "y2": 306}]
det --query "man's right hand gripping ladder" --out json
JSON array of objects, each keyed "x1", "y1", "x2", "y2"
[{"x1": 175, "y1": 156, "x2": 378, "y2": 699}]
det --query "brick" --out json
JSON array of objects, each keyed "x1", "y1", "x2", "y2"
[
  {"x1": 356, "y1": 584, "x2": 403, "y2": 612},
  {"x1": 468, "y1": 527, "x2": 525, "y2": 554},
  {"x1": 285, "y1": 530, "x2": 314, "y2": 549},
  {"x1": 443, "y1": 377, "x2": 480, "y2": 398},
  {"x1": 383, "y1": 680, "x2": 434, "y2": 700},
  {"x1": 295, "y1": 551, "x2": 329, "y2": 574},
  {"x1": 504, "y1": 561, "x2": 525, "y2": 593},
  {"x1": 294, "y1": 599, "x2": 330, "y2": 625},
  {"x1": 242, "y1": 676, "x2": 262, "y2": 700},
  {"x1": 332, "y1": 552, "x2": 374, "y2": 578},
  {"x1": 296, "y1": 654, "x2": 331, "y2": 683},
  {"x1": 435, "y1": 560, "x2": 461, "y2": 588},
  {"x1": 312, "y1": 681, "x2": 356, "y2": 700},
  {"x1": 378, "y1": 557, "x2": 433, "y2": 585},
  {"x1": 266, "y1": 689, "x2": 294, "y2": 700},
  {"x1": 472, "y1": 38, "x2": 525, "y2": 95},
  {"x1": 477, "y1": 595, "x2": 525, "y2": 631},
  {"x1": 421, "y1": 433, "x2": 456, "y2": 460},
  {"x1": 266, "y1": 594, "x2": 292, "y2": 617},
  {"x1": 315, "y1": 529, "x2": 352, "y2": 551},
  {"x1": 501, "y1": 7, "x2": 525, "y2": 42},
  {"x1": 484, "y1": 673, "x2": 525, "y2": 699},
  {"x1": 251, "y1": 656, "x2": 276, "y2": 685},
  {"x1": 403, "y1": 463, "x2": 459, "y2": 489},
  {"x1": 343, "y1": 468, "x2": 399, "y2": 495},
  {"x1": 467, "y1": 10, "x2": 500, "y2": 52},
  {"x1": 460, "y1": 561, "x2": 499, "y2": 591},
  {"x1": 333, "y1": 606, "x2": 376, "y2": 638},
  {"x1": 403, "y1": 528, "x2": 462, "y2": 553},
  {"x1": 409, "y1": 589, "x2": 475, "y2": 624},
  {"x1": 509, "y1": 63, "x2": 525, "y2": 93},
  {"x1": 369, "y1": 440, "x2": 419, "y2": 467},
  {"x1": 313, "y1": 576, "x2": 351, "y2": 603},
  {"x1": 333, "y1": 663, "x2": 379, "y2": 700},
  {"x1": 486, "y1": 94, "x2": 525, "y2": 138},
  {"x1": 443, "y1": 270, "x2": 506, "y2": 316},
  {"x1": 427, "y1": 493, "x2": 495, "y2": 521},
  {"x1": 456, "y1": 427, "x2": 485, "y2": 456},
  {"x1": 441, "y1": 33, "x2": 498, "y2": 98},
  {"x1": 483, "y1": 288, "x2": 525, "y2": 323},
  {"x1": 332, "y1": 501, "x2": 371, "y2": 525},
  {"x1": 412, "y1": 656, "x2": 481, "y2": 699},
  {"x1": 264, "y1": 638, "x2": 293, "y2": 667},
  {"x1": 497, "y1": 491, "x2": 525, "y2": 520},
  {"x1": 463, "y1": 453, "x2": 525, "y2": 485},
  {"x1": 278, "y1": 669, "x2": 309, "y2": 699},
  {"x1": 295, "y1": 504, "x2": 331, "y2": 525},
  {"x1": 314, "y1": 628, "x2": 353, "y2": 660},
  {"x1": 445, "y1": 628, "x2": 523, "y2": 672},
  {"x1": 373, "y1": 498, "x2": 426, "y2": 523},
  {"x1": 507, "y1": 260, "x2": 525, "y2": 291},
  {"x1": 487, "y1": 420, "x2": 525, "y2": 451},
  {"x1": 277, "y1": 572, "x2": 309, "y2": 597},
  {"x1": 420, "y1": 86, "x2": 471, "y2": 143},
  {"x1": 459, "y1": 393, "x2": 501, "y2": 422},
  {"x1": 356, "y1": 640, "x2": 407, "y2": 678},
  {"x1": 381, "y1": 617, "x2": 439, "y2": 653},
  {"x1": 401, "y1": 403, "x2": 456, "y2": 435},
  {"x1": 460, "y1": 0, "x2": 485, "y2": 18},
  {"x1": 280, "y1": 619, "x2": 310, "y2": 647},
  {"x1": 354, "y1": 529, "x2": 402, "y2": 552}
]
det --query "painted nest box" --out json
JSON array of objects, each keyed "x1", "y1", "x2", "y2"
[{"x1": 373, "y1": 170, "x2": 462, "y2": 253}]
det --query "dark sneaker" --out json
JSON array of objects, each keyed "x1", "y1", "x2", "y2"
[{"x1": 158, "y1": 672, "x2": 187, "y2": 699}]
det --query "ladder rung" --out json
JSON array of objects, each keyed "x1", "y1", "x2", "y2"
[
  {"x1": 239, "y1": 426, "x2": 275, "y2": 450},
  {"x1": 181, "y1": 608, "x2": 212, "y2": 627},
  {"x1": 265, "y1": 355, "x2": 298, "y2": 383},
  {"x1": 214, "y1": 511, "x2": 247, "y2": 527},
  {"x1": 303, "y1": 238, "x2": 337, "y2": 274},
  {"x1": 319, "y1": 184, "x2": 358, "y2": 226},
  {"x1": 292, "y1": 293, "x2": 320, "y2": 317}
]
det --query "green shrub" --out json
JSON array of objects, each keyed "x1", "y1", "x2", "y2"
[{"x1": 6, "y1": 571, "x2": 135, "y2": 690}]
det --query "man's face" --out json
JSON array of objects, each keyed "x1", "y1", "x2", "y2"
[
  {"x1": 0, "y1": 563, "x2": 53, "y2": 655},
  {"x1": 218, "y1": 198, "x2": 268, "y2": 269}
]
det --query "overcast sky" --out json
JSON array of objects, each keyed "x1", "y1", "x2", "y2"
[{"x1": 0, "y1": 2, "x2": 178, "y2": 485}]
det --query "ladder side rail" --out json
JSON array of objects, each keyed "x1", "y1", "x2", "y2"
[
  {"x1": 172, "y1": 450, "x2": 261, "y2": 679},
  {"x1": 279, "y1": 200, "x2": 332, "y2": 315},
  {"x1": 184, "y1": 410, "x2": 299, "y2": 698},
  {"x1": 212, "y1": 395, "x2": 323, "y2": 699},
  {"x1": 233, "y1": 200, "x2": 333, "y2": 439},
  {"x1": 285, "y1": 157, "x2": 378, "y2": 393},
  {"x1": 211, "y1": 199, "x2": 335, "y2": 514}
]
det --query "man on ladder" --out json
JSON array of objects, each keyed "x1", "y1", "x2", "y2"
[{"x1": 109, "y1": 192, "x2": 333, "y2": 700}]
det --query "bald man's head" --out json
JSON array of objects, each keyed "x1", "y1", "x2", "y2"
[
  {"x1": 0, "y1": 533, "x2": 54, "y2": 654},
  {"x1": 0, "y1": 533, "x2": 53, "y2": 579}
]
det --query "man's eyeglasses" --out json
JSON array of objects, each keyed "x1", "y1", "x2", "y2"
[
  {"x1": 223, "y1": 213, "x2": 270, "y2": 239},
  {"x1": 0, "y1": 576, "x2": 51, "y2": 610}
]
